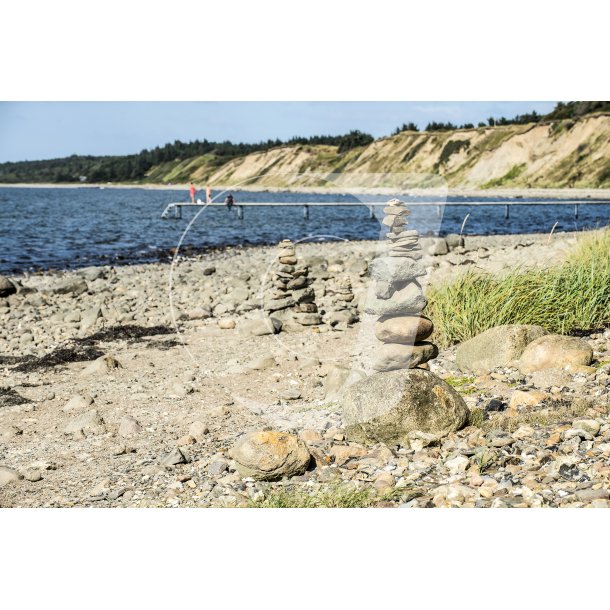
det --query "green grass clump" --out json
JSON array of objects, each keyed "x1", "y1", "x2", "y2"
[
  {"x1": 467, "y1": 407, "x2": 486, "y2": 428},
  {"x1": 247, "y1": 484, "x2": 376, "y2": 508},
  {"x1": 444, "y1": 376, "x2": 477, "y2": 395},
  {"x1": 427, "y1": 229, "x2": 610, "y2": 348}
]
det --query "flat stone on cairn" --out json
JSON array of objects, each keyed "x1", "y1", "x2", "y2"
[
  {"x1": 264, "y1": 239, "x2": 321, "y2": 326},
  {"x1": 367, "y1": 199, "x2": 438, "y2": 372}
]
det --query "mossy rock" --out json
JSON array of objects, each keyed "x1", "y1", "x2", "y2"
[{"x1": 341, "y1": 369, "x2": 469, "y2": 446}]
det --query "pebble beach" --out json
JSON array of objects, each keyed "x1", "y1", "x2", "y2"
[{"x1": 1, "y1": 229, "x2": 609, "y2": 508}]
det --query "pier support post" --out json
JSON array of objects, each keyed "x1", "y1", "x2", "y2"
[
  {"x1": 436, "y1": 204, "x2": 441, "y2": 218},
  {"x1": 237, "y1": 206, "x2": 244, "y2": 220},
  {"x1": 174, "y1": 205, "x2": 182, "y2": 219},
  {"x1": 574, "y1": 203, "x2": 579, "y2": 219},
  {"x1": 303, "y1": 205, "x2": 309, "y2": 220},
  {"x1": 368, "y1": 206, "x2": 374, "y2": 219},
  {"x1": 504, "y1": 204, "x2": 510, "y2": 220}
]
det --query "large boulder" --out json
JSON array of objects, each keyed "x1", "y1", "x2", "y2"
[
  {"x1": 229, "y1": 430, "x2": 311, "y2": 481},
  {"x1": 341, "y1": 369, "x2": 469, "y2": 446},
  {"x1": 519, "y1": 335, "x2": 593, "y2": 373},
  {"x1": 456, "y1": 324, "x2": 548, "y2": 372},
  {"x1": 0, "y1": 276, "x2": 17, "y2": 298}
]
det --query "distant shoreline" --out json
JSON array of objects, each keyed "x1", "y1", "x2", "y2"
[{"x1": 1, "y1": 182, "x2": 610, "y2": 200}]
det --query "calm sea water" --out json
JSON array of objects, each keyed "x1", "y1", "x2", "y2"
[{"x1": 0, "y1": 187, "x2": 608, "y2": 274}]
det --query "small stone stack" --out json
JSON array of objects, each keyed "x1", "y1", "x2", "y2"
[
  {"x1": 365, "y1": 199, "x2": 438, "y2": 371},
  {"x1": 327, "y1": 275, "x2": 358, "y2": 328},
  {"x1": 332, "y1": 276, "x2": 355, "y2": 309},
  {"x1": 265, "y1": 240, "x2": 321, "y2": 326}
]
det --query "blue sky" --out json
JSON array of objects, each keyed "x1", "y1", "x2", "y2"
[{"x1": 0, "y1": 101, "x2": 557, "y2": 163}]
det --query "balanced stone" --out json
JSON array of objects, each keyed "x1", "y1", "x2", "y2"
[
  {"x1": 368, "y1": 257, "x2": 426, "y2": 283},
  {"x1": 375, "y1": 315, "x2": 434, "y2": 344},
  {"x1": 372, "y1": 342, "x2": 438, "y2": 372},
  {"x1": 265, "y1": 239, "x2": 320, "y2": 326},
  {"x1": 365, "y1": 280, "x2": 427, "y2": 316},
  {"x1": 366, "y1": 198, "x2": 439, "y2": 371}
]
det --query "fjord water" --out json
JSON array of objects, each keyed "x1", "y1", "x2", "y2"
[{"x1": 0, "y1": 187, "x2": 608, "y2": 274}]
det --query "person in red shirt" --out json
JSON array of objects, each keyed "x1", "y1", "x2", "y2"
[{"x1": 189, "y1": 182, "x2": 196, "y2": 204}]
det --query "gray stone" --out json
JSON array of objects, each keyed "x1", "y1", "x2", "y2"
[
  {"x1": 42, "y1": 276, "x2": 89, "y2": 296},
  {"x1": 160, "y1": 447, "x2": 188, "y2": 466},
  {"x1": 341, "y1": 369, "x2": 469, "y2": 446},
  {"x1": 188, "y1": 421, "x2": 209, "y2": 441},
  {"x1": 279, "y1": 388, "x2": 302, "y2": 400},
  {"x1": 118, "y1": 416, "x2": 142, "y2": 437},
  {"x1": 246, "y1": 355, "x2": 277, "y2": 370},
  {"x1": 428, "y1": 238, "x2": 449, "y2": 256},
  {"x1": 82, "y1": 355, "x2": 122, "y2": 376},
  {"x1": 208, "y1": 460, "x2": 229, "y2": 476},
  {"x1": 456, "y1": 325, "x2": 548, "y2": 372},
  {"x1": 240, "y1": 317, "x2": 282, "y2": 336},
  {"x1": 368, "y1": 257, "x2": 426, "y2": 284},
  {"x1": 530, "y1": 368, "x2": 572, "y2": 389},
  {"x1": 294, "y1": 313, "x2": 322, "y2": 326},
  {"x1": 364, "y1": 281, "x2": 427, "y2": 316},
  {"x1": 0, "y1": 466, "x2": 22, "y2": 487},
  {"x1": 64, "y1": 409, "x2": 106, "y2": 436},
  {"x1": 328, "y1": 310, "x2": 357, "y2": 326},
  {"x1": 445, "y1": 234, "x2": 465, "y2": 249},
  {"x1": 0, "y1": 276, "x2": 17, "y2": 298},
  {"x1": 63, "y1": 393, "x2": 94, "y2": 412},
  {"x1": 229, "y1": 430, "x2": 311, "y2": 481},
  {"x1": 78, "y1": 267, "x2": 107, "y2": 282},
  {"x1": 372, "y1": 342, "x2": 438, "y2": 372}
]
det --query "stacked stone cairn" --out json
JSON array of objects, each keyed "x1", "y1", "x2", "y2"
[
  {"x1": 365, "y1": 199, "x2": 438, "y2": 371},
  {"x1": 327, "y1": 275, "x2": 358, "y2": 328},
  {"x1": 264, "y1": 239, "x2": 321, "y2": 326}
]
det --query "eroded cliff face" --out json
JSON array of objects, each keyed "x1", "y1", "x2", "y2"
[{"x1": 151, "y1": 114, "x2": 610, "y2": 189}]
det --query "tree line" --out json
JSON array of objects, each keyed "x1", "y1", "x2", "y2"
[
  {"x1": 0, "y1": 130, "x2": 374, "y2": 184},
  {"x1": 391, "y1": 101, "x2": 610, "y2": 134}
]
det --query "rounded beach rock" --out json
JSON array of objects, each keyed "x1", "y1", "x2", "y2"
[
  {"x1": 519, "y1": 334, "x2": 593, "y2": 373},
  {"x1": 375, "y1": 315, "x2": 433, "y2": 344},
  {"x1": 229, "y1": 430, "x2": 311, "y2": 481},
  {"x1": 455, "y1": 324, "x2": 548, "y2": 372},
  {"x1": 371, "y1": 341, "x2": 438, "y2": 372},
  {"x1": 341, "y1": 369, "x2": 469, "y2": 446}
]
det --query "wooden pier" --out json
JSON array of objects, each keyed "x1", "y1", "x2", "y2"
[{"x1": 160, "y1": 200, "x2": 610, "y2": 221}]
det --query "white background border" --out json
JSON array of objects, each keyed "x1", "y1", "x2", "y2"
[{"x1": 1, "y1": 1, "x2": 608, "y2": 607}]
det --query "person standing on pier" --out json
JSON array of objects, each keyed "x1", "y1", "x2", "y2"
[
  {"x1": 189, "y1": 182, "x2": 196, "y2": 204},
  {"x1": 225, "y1": 193, "x2": 235, "y2": 210},
  {"x1": 206, "y1": 185, "x2": 212, "y2": 204}
]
